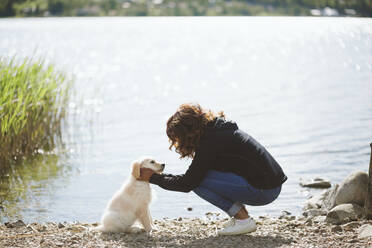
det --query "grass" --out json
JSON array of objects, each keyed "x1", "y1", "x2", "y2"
[{"x1": 0, "y1": 57, "x2": 72, "y2": 168}]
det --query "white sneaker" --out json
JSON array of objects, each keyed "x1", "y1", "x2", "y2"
[
  {"x1": 222, "y1": 218, "x2": 236, "y2": 228},
  {"x1": 218, "y1": 217, "x2": 257, "y2": 235}
]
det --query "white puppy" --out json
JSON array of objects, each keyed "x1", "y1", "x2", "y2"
[{"x1": 95, "y1": 157, "x2": 165, "y2": 233}]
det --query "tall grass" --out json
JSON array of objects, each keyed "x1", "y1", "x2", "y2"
[{"x1": 0, "y1": 57, "x2": 72, "y2": 168}]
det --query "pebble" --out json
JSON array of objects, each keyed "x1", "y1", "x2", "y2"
[
  {"x1": 331, "y1": 225, "x2": 343, "y2": 232},
  {"x1": 1, "y1": 214, "x2": 371, "y2": 248},
  {"x1": 57, "y1": 223, "x2": 65, "y2": 229},
  {"x1": 303, "y1": 209, "x2": 327, "y2": 218},
  {"x1": 305, "y1": 219, "x2": 313, "y2": 226},
  {"x1": 313, "y1": 216, "x2": 326, "y2": 223},
  {"x1": 5, "y1": 220, "x2": 26, "y2": 228},
  {"x1": 343, "y1": 221, "x2": 360, "y2": 231}
]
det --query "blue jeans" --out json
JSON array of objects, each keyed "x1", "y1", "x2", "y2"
[{"x1": 193, "y1": 170, "x2": 282, "y2": 217}]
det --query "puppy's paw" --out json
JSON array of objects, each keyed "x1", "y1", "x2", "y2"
[
  {"x1": 150, "y1": 225, "x2": 159, "y2": 232},
  {"x1": 128, "y1": 226, "x2": 145, "y2": 234}
]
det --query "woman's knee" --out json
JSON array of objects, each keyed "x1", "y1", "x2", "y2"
[{"x1": 259, "y1": 185, "x2": 282, "y2": 205}]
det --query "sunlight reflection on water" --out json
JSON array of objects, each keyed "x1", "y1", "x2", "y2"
[{"x1": 0, "y1": 17, "x2": 371, "y2": 223}]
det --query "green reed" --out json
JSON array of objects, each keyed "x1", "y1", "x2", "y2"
[{"x1": 0, "y1": 57, "x2": 72, "y2": 168}]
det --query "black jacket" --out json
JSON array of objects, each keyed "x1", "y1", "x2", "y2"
[{"x1": 150, "y1": 118, "x2": 287, "y2": 192}]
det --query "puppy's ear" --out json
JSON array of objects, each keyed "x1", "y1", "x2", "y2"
[{"x1": 131, "y1": 161, "x2": 141, "y2": 179}]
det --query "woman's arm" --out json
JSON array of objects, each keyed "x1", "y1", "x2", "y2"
[{"x1": 149, "y1": 147, "x2": 215, "y2": 193}]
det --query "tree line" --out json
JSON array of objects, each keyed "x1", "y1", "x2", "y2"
[{"x1": 1, "y1": 0, "x2": 372, "y2": 17}]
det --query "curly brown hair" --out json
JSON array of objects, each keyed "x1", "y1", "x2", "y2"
[{"x1": 166, "y1": 103, "x2": 225, "y2": 158}]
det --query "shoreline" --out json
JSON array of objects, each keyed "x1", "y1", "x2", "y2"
[{"x1": 1, "y1": 213, "x2": 371, "y2": 248}]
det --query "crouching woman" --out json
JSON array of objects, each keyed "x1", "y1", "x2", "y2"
[{"x1": 139, "y1": 103, "x2": 287, "y2": 235}]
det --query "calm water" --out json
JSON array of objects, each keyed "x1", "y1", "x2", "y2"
[{"x1": 1, "y1": 17, "x2": 372, "y2": 223}]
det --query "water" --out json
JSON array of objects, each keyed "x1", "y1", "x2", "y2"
[{"x1": 1, "y1": 17, "x2": 372, "y2": 223}]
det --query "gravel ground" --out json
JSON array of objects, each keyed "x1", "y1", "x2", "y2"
[{"x1": 1, "y1": 213, "x2": 372, "y2": 248}]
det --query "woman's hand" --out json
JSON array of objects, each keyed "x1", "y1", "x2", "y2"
[{"x1": 138, "y1": 168, "x2": 155, "y2": 181}]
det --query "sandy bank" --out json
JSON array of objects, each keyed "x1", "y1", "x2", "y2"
[{"x1": 1, "y1": 213, "x2": 372, "y2": 248}]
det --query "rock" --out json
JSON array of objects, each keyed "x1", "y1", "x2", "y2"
[
  {"x1": 304, "y1": 185, "x2": 339, "y2": 211},
  {"x1": 297, "y1": 216, "x2": 306, "y2": 221},
  {"x1": 358, "y1": 224, "x2": 372, "y2": 239},
  {"x1": 38, "y1": 225, "x2": 47, "y2": 232},
  {"x1": 187, "y1": 207, "x2": 193, "y2": 211},
  {"x1": 334, "y1": 171, "x2": 368, "y2": 207},
  {"x1": 5, "y1": 220, "x2": 26, "y2": 228},
  {"x1": 279, "y1": 210, "x2": 292, "y2": 219},
  {"x1": 303, "y1": 209, "x2": 327, "y2": 218},
  {"x1": 331, "y1": 225, "x2": 343, "y2": 232},
  {"x1": 58, "y1": 223, "x2": 65, "y2": 228},
  {"x1": 342, "y1": 221, "x2": 361, "y2": 231},
  {"x1": 282, "y1": 216, "x2": 296, "y2": 221},
  {"x1": 313, "y1": 216, "x2": 326, "y2": 223},
  {"x1": 326, "y1": 203, "x2": 364, "y2": 225},
  {"x1": 300, "y1": 178, "x2": 331, "y2": 188}
]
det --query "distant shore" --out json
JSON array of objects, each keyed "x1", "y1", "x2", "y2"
[
  {"x1": 1, "y1": 213, "x2": 371, "y2": 248},
  {"x1": 1, "y1": 0, "x2": 371, "y2": 18}
]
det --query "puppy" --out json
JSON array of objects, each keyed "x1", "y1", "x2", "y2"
[{"x1": 94, "y1": 157, "x2": 165, "y2": 233}]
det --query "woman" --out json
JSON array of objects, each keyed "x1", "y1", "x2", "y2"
[{"x1": 140, "y1": 103, "x2": 287, "y2": 235}]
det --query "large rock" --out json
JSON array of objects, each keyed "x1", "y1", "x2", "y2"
[
  {"x1": 325, "y1": 203, "x2": 364, "y2": 225},
  {"x1": 304, "y1": 185, "x2": 338, "y2": 211},
  {"x1": 334, "y1": 171, "x2": 368, "y2": 206},
  {"x1": 304, "y1": 171, "x2": 369, "y2": 213},
  {"x1": 358, "y1": 224, "x2": 372, "y2": 239}
]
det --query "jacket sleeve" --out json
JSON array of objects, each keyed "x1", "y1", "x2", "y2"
[{"x1": 149, "y1": 146, "x2": 215, "y2": 193}]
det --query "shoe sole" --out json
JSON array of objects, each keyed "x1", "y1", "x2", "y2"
[{"x1": 217, "y1": 227, "x2": 257, "y2": 236}]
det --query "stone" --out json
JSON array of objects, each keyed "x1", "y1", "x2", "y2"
[
  {"x1": 58, "y1": 223, "x2": 65, "y2": 228},
  {"x1": 5, "y1": 220, "x2": 26, "y2": 228},
  {"x1": 282, "y1": 210, "x2": 291, "y2": 215},
  {"x1": 300, "y1": 178, "x2": 331, "y2": 189},
  {"x1": 279, "y1": 210, "x2": 292, "y2": 219},
  {"x1": 313, "y1": 216, "x2": 326, "y2": 223},
  {"x1": 303, "y1": 209, "x2": 327, "y2": 218},
  {"x1": 286, "y1": 216, "x2": 296, "y2": 221},
  {"x1": 305, "y1": 219, "x2": 313, "y2": 226},
  {"x1": 334, "y1": 171, "x2": 368, "y2": 207},
  {"x1": 326, "y1": 203, "x2": 364, "y2": 225},
  {"x1": 331, "y1": 225, "x2": 343, "y2": 232},
  {"x1": 304, "y1": 185, "x2": 339, "y2": 211},
  {"x1": 342, "y1": 221, "x2": 361, "y2": 231},
  {"x1": 187, "y1": 207, "x2": 193, "y2": 211},
  {"x1": 358, "y1": 224, "x2": 372, "y2": 239}
]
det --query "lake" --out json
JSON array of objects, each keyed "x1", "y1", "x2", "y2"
[{"x1": 0, "y1": 17, "x2": 372, "y2": 223}]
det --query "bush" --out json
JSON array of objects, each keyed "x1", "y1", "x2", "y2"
[{"x1": 0, "y1": 57, "x2": 72, "y2": 168}]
